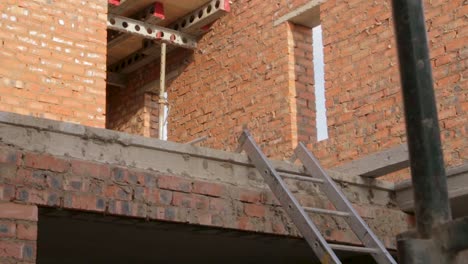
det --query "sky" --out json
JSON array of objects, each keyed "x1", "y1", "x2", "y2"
[{"x1": 313, "y1": 25, "x2": 328, "y2": 141}]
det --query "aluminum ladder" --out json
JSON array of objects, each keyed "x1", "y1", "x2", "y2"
[{"x1": 237, "y1": 130, "x2": 397, "y2": 264}]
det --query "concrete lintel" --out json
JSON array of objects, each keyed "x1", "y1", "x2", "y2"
[
  {"x1": 274, "y1": 0, "x2": 326, "y2": 27},
  {"x1": 395, "y1": 164, "x2": 468, "y2": 216},
  {"x1": 0, "y1": 111, "x2": 395, "y2": 191}
]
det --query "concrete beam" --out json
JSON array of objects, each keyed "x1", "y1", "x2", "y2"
[
  {"x1": 0, "y1": 111, "x2": 395, "y2": 191},
  {"x1": 274, "y1": 0, "x2": 326, "y2": 27},
  {"x1": 395, "y1": 164, "x2": 468, "y2": 216},
  {"x1": 331, "y1": 144, "x2": 410, "y2": 178},
  {"x1": 107, "y1": 14, "x2": 197, "y2": 50}
]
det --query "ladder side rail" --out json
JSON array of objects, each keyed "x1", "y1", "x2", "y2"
[
  {"x1": 239, "y1": 131, "x2": 341, "y2": 264},
  {"x1": 295, "y1": 143, "x2": 397, "y2": 264}
]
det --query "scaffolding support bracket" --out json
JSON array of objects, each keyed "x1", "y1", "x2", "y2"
[
  {"x1": 107, "y1": 14, "x2": 197, "y2": 50},
  {"x1": 108, "y1": 2, "x2": 165, "y2": 49},
  {"x1": 168, "y1": 0, "x2": 230, "y2": 35},
  {"x1": 108, "y1": 0, "x2": 230, "y2": 74}
]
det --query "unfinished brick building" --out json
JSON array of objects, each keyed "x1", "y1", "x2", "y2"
[{"x1": 0, "y1": 0, "x2": 466, "y2": 263}]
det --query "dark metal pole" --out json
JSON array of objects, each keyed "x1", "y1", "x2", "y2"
[{"x1": 391, "y1": 0, "x2": 451, "y2": 239}]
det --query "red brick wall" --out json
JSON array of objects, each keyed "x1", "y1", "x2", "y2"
[
  {"x1": 0, "y1": 203, "x2": 37, "y2": 263},
  {"x1": 117, "y1": 1, "x2": 315, "y2": 156},
  {"x1": 289, "y1": 23, "x2": 316, "y2": 146},
  {"x1": 0, "y1": 142, "x2": 407, "y2": 249},
  {"x1": 106, "y1": 49, "x2": 187, "y2": 138},
  {"x1": 114, "y1": 0, "x2": 465, "y2": 171},
  {"x1": 314, "y1": 0, "x2": 467, "y2": 171},
  {"x1": 165, "y1": 1, "x2": 298, "y2": 157},
  {"x1": 0, "y1": 0, "x2": 107, "y2": 127}
]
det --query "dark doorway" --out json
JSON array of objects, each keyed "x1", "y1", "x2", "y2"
[{"x1": 37, "y1": 208, "x2": 376, "y2": 263}]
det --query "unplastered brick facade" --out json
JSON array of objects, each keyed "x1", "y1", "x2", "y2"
[
  {"x1": 319, "y1": 0, "x2": 466, "y2": 169},
  {"x1": 0, "y1": 113, "x2": 409, "y2": 262},
  {"x1": 109, "y1": 0, "x2": 466, "y2": 174},
  {"x1": 0, "y1": 0, "x2": 107, "y2": 127}
]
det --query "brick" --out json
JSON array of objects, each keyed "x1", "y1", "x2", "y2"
[
  {"x1": 157, "y1": 175, "x2": 192, "y2": 193},
  {"x1": 110, "y1": 166, "x2": 128, "y2": 182},
  {"x1": 63, "y1": 176, "x2": 86, "y2": 192},
  {"x1": 22, "y1": 242, "x2": 36, "y2": 261},
  {"x1": 15, "y1": 188, "x2": 61, "y2": 207},
  {"x1": 192, "y1": 181, "x2": 226, "y2": 197},
  {"x1": 71, "y1": 160, "x2": 110, "y2": 179},
  {"x1": 209, "y1": 197, "x2": 230, "y2": 212},
  {"x1": 0, "y1": 203, "x2": 37, "y2": 221},
  {"x1": 63, "y1": 194, "x2": 105, "y2": 212},
  {"x1": 172, "y1": 192, "x2": 209, "y2": 210},
  {"x1": 0, "y1": 163, "x2": 18, "y2": 180},
  {"x1": 0, "y1": 149, "x2": 21, "y2": 165},
  {"x1": 147, "y1": 189, "x2": 172, "y2": 205},
  {"x1": 243, "y1": 203, "x2": 266, "y2": 218},
  {"x1": 234, "y1": 188, "x2": 262, "y2": 203},
  {"x1": 104, "y1": 185, "x2": 132, "y2": 200},
  {"x1": 0, "y1": 241, "x2": 22, "y2": 259},
  {"x1": 236, "y1": 216, "x2": 254, "y2": 230},
  {"x1": 0, "y1": 221, "x2": 16, "y2": 238},
  {"x1": 107, "y1": 200, "x2": 146, "y2": 218},
  {"x1": 190, "y1": 211, "x2": 212, "y2": 226},
  {"x1": 0, "y1": 185, "x2": 15, "y2": 201},
  {"x1": 24, "y1": 153, "x2": 69, "y2": 173},
  {"x1": 16, "y1": 223, "x2": 37, "y2": 241}
]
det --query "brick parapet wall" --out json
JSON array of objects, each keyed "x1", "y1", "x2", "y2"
[
  {"x1": 0, "y1": 112, "x2": 408, "y2": 250},
  {"x1": 0, "y1": 0, "x2": 107, "y2": 127}
]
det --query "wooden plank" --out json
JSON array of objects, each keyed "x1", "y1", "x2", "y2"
[
  {"x1": 395, "y1": 164, "x2": 468, "y2": 213},
  {"x1": 331, "y1": 144, "x2": 410, "y2": 178}
]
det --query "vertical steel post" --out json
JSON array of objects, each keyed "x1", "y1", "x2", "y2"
[
  {"x1": 391, "y1": 0, "x2": 451, "y2": 239},
  {"x1": 158, "y1": 43, "x2": 167, "y2": 140}
]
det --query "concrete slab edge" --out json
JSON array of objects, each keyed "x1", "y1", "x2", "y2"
[{"x1": 0, "y1": 111, "x2": 395, "y2": 191}]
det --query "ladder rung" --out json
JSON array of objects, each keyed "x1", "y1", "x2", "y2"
[
  {"x1": 303, "y1": 207, "x2": 350, "y2": 217},
  {"x1": 279, "y1": 173, "x2": 324, "y2": 184},
  {"x1": 329, "y1": 244, "x2": 380, "y2": 254}
]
